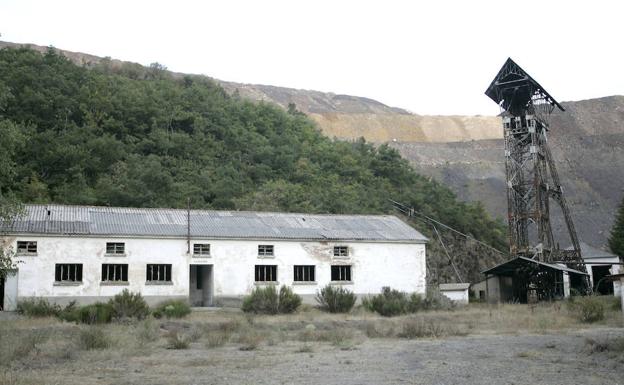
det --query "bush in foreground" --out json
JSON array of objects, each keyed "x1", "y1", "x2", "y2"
[
  {"x1": 109, "y1": 289, "x2": 150, "y2": 321},
  {"x1": 78, "y1": 303, "x2": 113, "y2": 325},
  {"x1": 78, "y1": 327, "x2": 110, "y2": 350},
  {"x1": 569, "y1": 296, "x2": 605, "y2": 323},
  {"x1": 362, "y1": 287, "x2": 414, "y2": 317},
  {"x1": 16, "y1": 298, "x2": 61, "y2": 317},
  {"x1": 315, "y1": 285, "x2": 356, "y2": 313},
  {"x1": 242, "y1": 285, "x2": 302, "y2": 314},
  {"x1": 152, "y1": 300, "x2": 191, "y2": 319}
]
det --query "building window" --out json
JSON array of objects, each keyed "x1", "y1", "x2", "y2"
[
  {"x1": 255, "y1": 265, "x2": 277, "y2": 282},
  {"x1": 294, "y1": 265, "x2": 315, "y2": 282},
  {"x1": 193, "y1": 243, "x2": 211, "y2": 256},
  {"x1": 258, "y1": 245, "x2": 274, "y2": 257},
  {"x1": 17, "y1": 241, "x2": 37, "y2": 254},
  {"x1": 331, "y1": 265, "x2": 352, "y2": 282},
  {"x1": 333, "y1": 246, "x2": 348, "y2": 257},
  {"x1": 146, "y1": 264, "x2": 172, "y2": 282},
  {"x1": 106, "y1": 242, "x2": 125, "y2": 255},
  {"x1": 101, "y1": 264, "x2": 128, "y2": 282},
  {"x1": 55, "y1": 264, "x2": 83, "y2": 283}
]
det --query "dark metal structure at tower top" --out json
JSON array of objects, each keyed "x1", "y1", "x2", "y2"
[{"x1": 485, "y1": 58, "x2": 588, "y2": 282}]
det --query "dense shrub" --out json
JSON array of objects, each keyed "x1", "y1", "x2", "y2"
[
  {"x1": 108, "y1": 289, "x2": 150, "y2": 321},
  {"x1": 16, "y1": 298, "x2": 61, "y2": 317},
  {"x1": 315, "y1": 285, "x2": 356, "y2": 313},
  {"x1": 362, "y1": 287, "x2": 410, "y2": 317},
  {"x1": 78, "y1": 303, "x2": 113, "y2": 325},
  {"x1": 569, "y1": 296, "x2": 605, "y2": 323},
  {"x1": 241, "y1": 285, "x2": 302, "y2": 314},
  {"x1": 152, "y1": 300, "x2": 191, "y2": 319},
  {"x1": 278, "y1": 285, "x2": 302, "y2": 314},
  {"x1": 242, "y1": 286, "x2": 279, "y2": 314},
  {"x1": 362, "y1": 287, "x2": 454, "y2": 316}
]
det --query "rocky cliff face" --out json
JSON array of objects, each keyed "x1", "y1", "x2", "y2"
[{"x1": 2, "y1": 40, "x2": 622, "y2": 250}]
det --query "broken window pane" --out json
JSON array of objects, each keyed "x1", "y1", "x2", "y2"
[
  {"x1": 258, "y1": 245, "x2": 274, "y2": 257},
  {"x1": 255, "y1": 265, "x2": 277, "y2": 282},
  {"x1": 106, "y1": 242, "x2": 125, "y2": 255},
  {"x1": 17, "y1": 241, "x2": 37, "y2": 254},
  {"x1": 193, "y1": 243, "x2": 210, "y2": 256},
  {"x1": 55, "y1": 264, "x2": 83, "y2": 282},
  {"x1": 331, "y1": 265, "x2": 352, "y2": 281},
  {"x1": 333, "y1": 246, "x2": 348, "y2": 257},
  {"x1": 294, "y1": 265, "x2": 315, "y2": 282},
  {"x1": 101, "y1": 264, "x2": 129, "y2": 282},
  {"x1": 146, "y1": 264, "x2": 172, "y2": 282}
]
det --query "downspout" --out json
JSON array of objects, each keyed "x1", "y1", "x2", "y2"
[{"x1": 187, "y1": 198, "x2": 191, "y2": 255}]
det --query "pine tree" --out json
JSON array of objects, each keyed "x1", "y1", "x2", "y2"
[{"x1": 608, "y1": 195, "x2": 624, "y2": 257}]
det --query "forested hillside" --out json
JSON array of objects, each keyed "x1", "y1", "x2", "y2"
[{"x1": 0, "y1": 47, "x2": 507, "y2": 282}]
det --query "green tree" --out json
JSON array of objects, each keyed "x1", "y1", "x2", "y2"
[
  {"x1": 0, "y1": 201, "x2": 22, "y2": 281},
  {"x1": 608, "y1": 195, "x2": 624, "y2": 257}
]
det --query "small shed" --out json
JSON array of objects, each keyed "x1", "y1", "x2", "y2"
[
  {"x1": 566, "y1": 242, "x2": 622, "y2": 296},
  {"x1": 439, "y1": 283, "x2": 471, "y2": 305},
  {"x1": 482, "y1": 257, "x2": 588, "y2": 303}
]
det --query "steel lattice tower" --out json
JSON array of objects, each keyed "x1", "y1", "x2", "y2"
[{"x1": 485, "y1": 59, "x2": 589, "y2": 287}]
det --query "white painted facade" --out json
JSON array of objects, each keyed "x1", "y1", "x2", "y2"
[
  {"x1": 439, "y1": 283, "x2": 470, "y2": 305},
  {"x1": 1, "y1": 234, "x2": 426, "y2": 308}
]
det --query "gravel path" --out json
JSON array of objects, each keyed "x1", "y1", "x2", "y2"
[{"x1": 37, "y1": 328, "x2": 619, "y2": 385}]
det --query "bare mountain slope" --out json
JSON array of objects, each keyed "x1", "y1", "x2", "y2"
[{"x1": 2, "y1": 40, "x2": 622, "y2": 249}]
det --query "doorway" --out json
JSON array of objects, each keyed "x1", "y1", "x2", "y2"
[
  {"x1": 189, "y1": 265, "x2": 213, "y2": 307},
  {"x1": 1, "y1": 270, "x2": 18, "y2": 311},
  {"x1": 592, "y1": 265, "x2": 614, "y2": 295}
]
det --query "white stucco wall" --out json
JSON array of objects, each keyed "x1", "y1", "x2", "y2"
[
  {"x1": 2, "y1": 234, "x2": 426, "y2": 306},
  {"x1": 440, "y1": 289, "x2": 469, "y2": 305}
]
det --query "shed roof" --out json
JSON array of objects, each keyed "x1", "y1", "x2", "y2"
[
  {"x1": 482, "y1": 257, "x2": 588, "y2": 276},
  {"x1": 565, "y1": 242, "x2": 620, "y2": 260},
  {"x1": 0, "y1": 204, "x2": 427, "y2": 243},
  {"x1": 439, "y1": 283, "x2": 471, "y2": 291}
]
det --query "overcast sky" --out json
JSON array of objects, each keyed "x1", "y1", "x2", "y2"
[{"x1": 1, "y1": 0, "x2": 622, "y2": 115}]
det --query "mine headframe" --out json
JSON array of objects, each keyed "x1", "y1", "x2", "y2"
[{"x1": 485, "y1": 58, "x2": 589, "y2": 290}]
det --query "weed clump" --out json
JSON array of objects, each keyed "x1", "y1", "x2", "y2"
[
  {"x1": 242, "y1": 285, "x2": 301, "y2": 314},
  {"x1": 315, "y1": 285, "x2": 356, "y2": 313},
  {"x1": 166, "y1": 330, "x2": 190, "y2": 349},
  {"x1": 568, "y1": 296, "x2": 605, "y2": 323},
  {"x1": 152, "y1": 300, "x2": 191, "y2": 319},
  {"x1": 79, "y1": 303, "x2": 113, "y2": 325},
  {"x1": 78, "y1": 327, "x2": 110, "y2": 350},
  {"x1": 16, "y1": 298, "x2": 61, "y2": 317},
  {"x1": 109, "y1": 289, "x2": 149, "y2": 321}
]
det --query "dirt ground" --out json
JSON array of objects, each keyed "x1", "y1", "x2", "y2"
[{"x1": 1, "y1": 304, "x2": 623, "y2": 385}]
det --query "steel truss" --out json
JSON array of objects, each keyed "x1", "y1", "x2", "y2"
[{"x1": 485, "y1": 58, "x2": 590, "y2": 292}]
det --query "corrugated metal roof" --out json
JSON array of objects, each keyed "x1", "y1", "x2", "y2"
[
  {"x1": 0, "y1": 204, "x2": 428, "y2": 243},
  {"x1": 482, "y1": 256, "x2": 588, "y2": 276},
  {"x1": 439, "y1": 283, "x2": 471, "y2": 291},
  {"x1": 565, "y1": 242, "x2": 620, "y2": 260}
]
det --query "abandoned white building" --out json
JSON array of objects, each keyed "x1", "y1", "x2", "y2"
[{"x1": 0, "y1": 205, "x2": 427, "y2": 310}]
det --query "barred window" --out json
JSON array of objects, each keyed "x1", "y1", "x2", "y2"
[
  {"x1": 258, "y1": 245, "x2": 274, "y2": 257},
  {"x1": 55, "y1": 264, "x2": 83, "y2": 282},
  {"x1": 101, "y1": 264, "x2": 128, "y2": 282},
  {"x1": 106, "y1": 242, "x2": 125, "y2": 255},
  {"x1": 146, "y1": 264, "x2": 172, "y2": 282},
  {"x1": 17, "y1": 241, "x2": 37, "y2": 254},
  {"x1": 255, "y1": 265, "x2": 277, "y2": 282},
  {"x1": 331, "y1": 265, "x2": 352, "y2": 282},
  {"x1": 333, "y1": 246, "x2": 348, "y2": 257},
  {"x1": 294, "y1": 265, "x2": 315, "y2": 282},
  {"x1": 193, "y1": 243, "x2": 211, "y2": 256}
]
